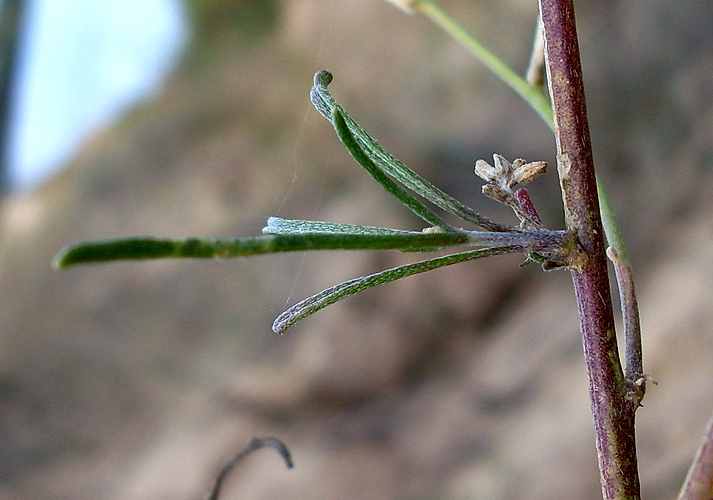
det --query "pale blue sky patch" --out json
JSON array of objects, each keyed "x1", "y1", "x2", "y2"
[{"x1": 8, "y1": 0, "x2": 187, "y2": 190}]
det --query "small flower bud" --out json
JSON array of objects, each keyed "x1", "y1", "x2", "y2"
[
  {"x1": 475, "y1": 154, "x2": 546, "y2": 190},
  {"x1": 475, "y1": 154, "x2": 515, "y2": 187}
]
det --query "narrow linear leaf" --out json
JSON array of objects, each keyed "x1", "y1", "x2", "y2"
[
  {"x1": 54, "y1": 238, "x2": 179, "y2": 268},
  {"x1": 273, "y1": 245, "x2": 517, "y2": 333},
  {"x1": 332, "y1": 106, "x2": 453, "y2": 230},
  {"x1": 264, "y1": 217, "x2": 426, "y2": 236},
  {"x1": 54, "y1": 231, "x2": 473, "y2": 269},
  {"x1": 311, "y1": 70, "x2": 513, "y2": 232}
]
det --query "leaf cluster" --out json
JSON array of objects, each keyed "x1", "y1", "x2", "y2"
[{"x1": 55, "y1": 70, "x2": 576, "y2": 333}]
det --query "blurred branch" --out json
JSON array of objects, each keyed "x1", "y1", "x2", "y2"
[
  {"x1": 207, "y1": 437, "x2": 293, "y2": 500},
  {"x1": 678, "y1": 415, "x2": 713, "y2": 500}
]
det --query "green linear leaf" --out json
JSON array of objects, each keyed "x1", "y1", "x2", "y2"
[
  {"x1": 273, "y1": 245, "x2": 517, "y2": 333},
  {"x1": 311, "y1": 70, "x2": 513, "y2": 232},
  {"x1": 264, "y1": 216, "x2": 426, "y2": 236},
  {"x1": 331, "y1": 106, "x2": 453, "y2": 230},
  {"x1": 54, "y1": 231, "x2": 473, "y2": 269}
]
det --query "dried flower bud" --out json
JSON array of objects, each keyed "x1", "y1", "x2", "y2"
[
  {"x1": 492, "y1": 154, "x2": 514, "y2": 179},
  {"x1": 475, "y1": 154, "x2": 514, "y2": 187},
  {"x1": 474, "y1": 159, "x2": 498, "y2": 183},
  {"x1": 512, "y1": 160, "x2": 547, "y2": 186},
  {"x1": 482, "y1": 184, "x2": 515, "y2": 205},
  {"x1": 475, "y1": 154, "x2": 547, "y2": 189}
]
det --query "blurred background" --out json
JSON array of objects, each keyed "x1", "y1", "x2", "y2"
[{"x1": 0, "y1": 0, "x2": 712, "y2": 498}]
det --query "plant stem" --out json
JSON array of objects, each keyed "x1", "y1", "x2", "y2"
[
  {"x1": 606, "y1": 247, "x2": 643, "y2": 384},
  {"x1": 539, "y1": 1, "x2": 640, "y2": 498},
  {"x1": 411, "y1": 0, "x2": 553, "y2": 126},
  {"x1": 599, "y1": 186, "x2": 644, "y2": 385},
  {"x1": 208, "y1": 437, "x2": 293, "y2": 500},
  {"x1": 678, "y1": 414, "x2": 713, "y2": 500}
]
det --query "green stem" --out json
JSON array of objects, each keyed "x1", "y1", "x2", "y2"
[
  {"x1": 598, "y1": 183, "x2": 629, "y2": 263},
  {"x1": 412, "y1": 0, "x2": 553, "y2": 126}
]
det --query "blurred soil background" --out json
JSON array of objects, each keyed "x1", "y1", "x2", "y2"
[{"x1": 1, "y1": 0, "x2": 713, "y2": 498}]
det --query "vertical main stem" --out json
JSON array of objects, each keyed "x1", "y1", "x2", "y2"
[{"x1": 539, "y1": 1, "x2": 641, "y2": 499}]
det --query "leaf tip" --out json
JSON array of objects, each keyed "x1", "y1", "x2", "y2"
[
  {"x1": 313, "y1": 69, "x2": 333, "y2": 88},
  {"x1": 271, "y1": 315, "x2": 290, "y2": 335},
  {"x1": 52, "y1": 248, "x2": 71, "y2": 270},
  {"x1": 263, "y1": 217, "x2": 280, "y2": 235},
  {"x1": 52, "y1": 243, "x2": 90, "y2": 269}
]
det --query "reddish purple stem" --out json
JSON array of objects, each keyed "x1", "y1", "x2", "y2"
[
  {"x1": 514, "y1": 188, "x2": 544, "y2": 227},
  {"x1": 539, "y1": 0, "x2": 641, "y2": 498},
  {"x1": 678, "y1": 415, "x2": 713, "y2": 500}
]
